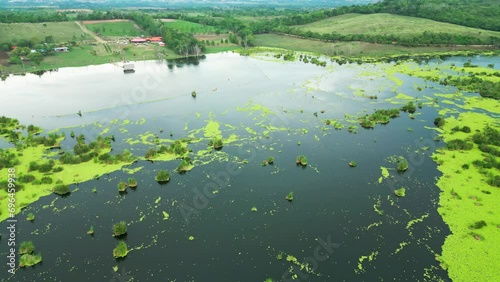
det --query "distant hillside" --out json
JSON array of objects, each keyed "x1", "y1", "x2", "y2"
[
  {"x1": 294, "y1": 13, "x2": 500, "y2": 40},
  {"x1": 0, "y1": 0, "x2": 378, "y2": 9},
  {"x1": 374, "y1": 0, "x2": 500, "y2": 31}
]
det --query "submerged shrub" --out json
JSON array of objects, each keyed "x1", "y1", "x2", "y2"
[
  {"x1": 87, "y1": 225, "x2": 94, "y2": 235},
  {"x1": 53, "y1": 184, "x2": 70, "y2": 195},
  {"x1": 434, "y1": 117, "x2": 445, "y2": 128},
  {"x1": 470, "y1": 220, "x2": 487, "y2": 229},
  {"x1": 112, "y1": 221, "x2": 127, "y2": 236},
  {"x1": 155, "y1": 170, "x2": 171, "y2": 182},
  {"x1": 26, "y1": 213, "x2": 35, "y2": 221},
  {"x1": 19, "y1": 241, "x2": 35, "y2": 255},
  {"x1": 117, "y1": 181, "x2": 127, "y2": 192},
  {"x1": 394, "y1": 188, "x2": 406, "y2": 197},
  {"x1": 401, "y1": 101, "x2": 416, "y2": 113},
  {"x1": 19, "y1": 253, "x2": 42, "y2": 267},
  {"x1": 177, "y1": 158, "x2": 192, "y2": 173},
  {"x1": 296, "y1": 155, "x2": 307, "y2": 166},
  {"x1": 127, "y1": 178, "x2": 137, "y2": 188},
  {"x1": 144, "y1": 148, "x2": 157, "y2": 159},
  {"x1": 113, "y1": 241, "x2": 128, "y2": 258},
  {"x1": 397, "y1": 158, "x2": 409, "y2": 172},
  {"x1": 209, "y1": 138, "x2": 223, "y2": 149},
  {"x1": 446, "y1": 139, "x2": 473, "y2": 150},
  {"x1": 359, "y1": 118, "x2": 375, "y2": 128}
]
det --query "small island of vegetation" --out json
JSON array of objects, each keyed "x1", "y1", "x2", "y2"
[
  {"x1": 53, "y1": 184, "x2": 70, "y2": 195},
  {"x1": 155, "y1": 170, "x2": 171, "y2": 183},
  {"x1": 127, "y1": 177, "x2": 138, "y2": 188},
  {"x1": 296, "y1": 155, "x2": 307, "y2": 166},
  {"x1": 394, "y1": 188, "x2": 406, "y2": 197},
  {"x1": 113, "y1": 241, "x2": 128, "y2": 258},
  {"x1": 112, "y1": 221, "x2": 127, "y2": 237},
  {"x1": 19, "y1": 241, "x2": 42, "y2": 267},
  {"x1": 117, "y1": 181, "x2": 128, "y2": 192}
]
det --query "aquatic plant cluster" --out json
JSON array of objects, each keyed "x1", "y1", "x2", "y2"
[
  {"x1": 358, "y1": 101, "x2": 417, "y2": 129},
  {"x1": 145, "y1": 139, "x2": 189, "y2": 159},
  {"x1": 60, "y1": 135, "x2": 132, "y2": 165},
  {"x1": 19, "y1": 241, "x2": 42, "y2": 267}
]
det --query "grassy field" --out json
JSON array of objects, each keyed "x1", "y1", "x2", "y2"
[
  {"x1": 294, "y1": 13, "x2": 500, "y2": 39},
  {"x1": 84, "y1": 20, "x2": 143, "y2": 37},
  {"x1": 253, "y1": 34, "x2": 495, "y2": 56},
  {"x1": 161, "y1": 19, "x2": 222, "y2": 34},
  {"x1": 0, "y1": 22, "x2": 85, "y2": 44},
  {"x1": 236, "y1": 15, "x2": 284, "y2": 23},
  {"x1": 0, "y1": 43, "x2": 181, "y2": 74},
  {"x1": 205, "y1": 45, "x2": 240, "y2": 54}
]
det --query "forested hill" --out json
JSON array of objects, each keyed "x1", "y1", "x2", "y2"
[{"x1": 373, "y1": 0, "x2": 500, "y2": 31}]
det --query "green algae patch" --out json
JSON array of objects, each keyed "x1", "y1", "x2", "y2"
[
  {"x1": 460, "y1": 96, "x2": 500, "y2": 114},
  {"x1": 393, "y1": 242, "x2": 409, "y2": 255},
  {"x1": 394, "y1": 187, "x2": 406, "y2": 197},
  {"x1": 236, "y1": 102, "x2": 274, "y2": 118},
  {"x1": 434, "y1": 111, "x2": 500, "y2": 282},
  {"x1": 365, "y1": 221, "x2": 383, "y2": 230},
  {"x1": 100, "y1": 127, "x2": 110, "y2": 135},
  {"x1": 373, "y1": 197, "x2": 384, "y2": 216},
  {"x1": 204, "y1": 120, "x2": 222, "y2": 139},
  {"x1": 378, "y1": 166, "x2": 390, "y2": 184},
  {"x1": 356, "y1": 251, "x2": 379, "y2": 273},
  {"x1": 406, "y1": 213, "x2": 429, "y2": 230},
  {"x1": 386, "y1": 93, "x2": 414, "y2": 104},
  {"x1": 122, "y1": 166, "x2": 143, "y2": 174},
  {"x1": 245, "y1": 127, "x2": 257, "y2": 135},
  {"x1": 282, "y1": 252, "x2": 320, "y2": 278},
  {"x1": 0, "y1": 144, "x2": 136, "y2": 222}
]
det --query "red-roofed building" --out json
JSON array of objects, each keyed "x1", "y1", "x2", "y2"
[
  {"x1": 147, "y1": 37, "x2": 162, "y2": 42},
  {"x1": 131, "y1": 37, "x2": 147, "y2": 44}
]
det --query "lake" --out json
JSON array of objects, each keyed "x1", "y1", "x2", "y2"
[{"x1": 1, "y1": 52, "x2": 497, "y2": 281}]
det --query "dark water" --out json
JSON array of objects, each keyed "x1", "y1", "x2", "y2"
[{"x1": 2, "y1": 53, "x2": 497, "y2": 281}]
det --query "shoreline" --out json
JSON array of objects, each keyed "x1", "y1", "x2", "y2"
[{"x1": 2, "y1": 47, "x2": 499, "y2": 78}]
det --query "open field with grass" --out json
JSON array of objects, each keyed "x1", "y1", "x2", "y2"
[
  {"x1": 0, "y1": 22, "x2": 86, "y2": 44},
  {"x1": 236, "y1": 15, "x2": 284, "y2": 23},
  {"x1": 84, "y1": 20, "x2": 143, "y2": 37},
  {"x1": 161, "y1": 19, "x2": 222, "y2": 34},
  {"x1": 294, "y1": 13, "x2": 500, "y2": 39},
  {"x1": 253, "y1": 34, "x2": 496, "y2": 56},
  {"x1": 205, "y1": 45, "x2": 240, "y2": 54},
  {"x1": 0, "y1": 43, "x2": 180, "y2": 74}
]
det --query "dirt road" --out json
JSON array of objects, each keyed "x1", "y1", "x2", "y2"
[{"x1": 74, "y1": 21, "x2": 106, "y2": 43}]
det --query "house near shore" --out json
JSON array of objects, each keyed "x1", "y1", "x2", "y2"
[
  {"x1": 131, "y1": 37, "x2": 147, "y2": 44},
  {"x1": 130, "y1": 37, "x2": 163, "y2": 44},
  {"x1": 148, "y1": 37, "x2": 162, "y2": 43},
  {"x1": 54, "y1": 47, "x2": 69, "y2": 52}
]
